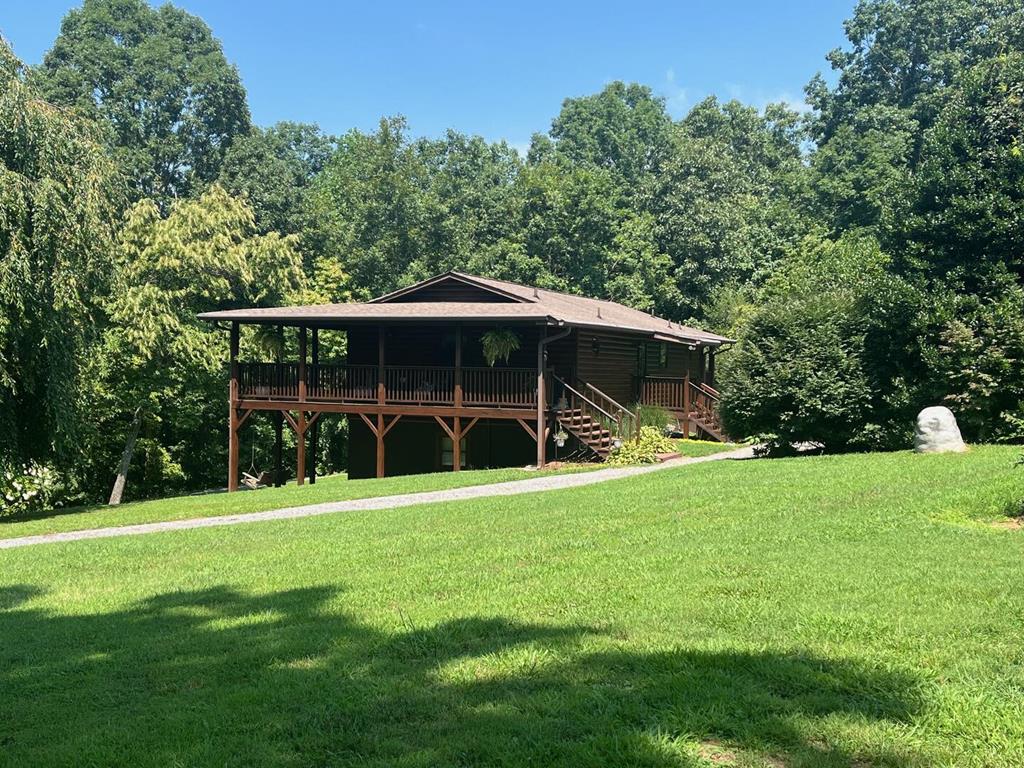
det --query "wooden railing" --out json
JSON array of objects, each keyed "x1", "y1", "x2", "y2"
[
  {"x1": 639, "y1": 375, "x2": 724, "y2": 438},
  {"x1": 308, "y1": 364, "x2": 377, "y2": 402},
  {"x1": 237, "y1": 362, "x2": 536, "y2": 408},
  {"x1": 581, "y1": 381, "x2": 638, "y2": 441},
  {"x1": 239, "y1": 362, "x2": 299, "y2": 400},
  {"x1": 553, "y1": 375, "x2": 636, "y2": 443},
  {"x1": 463, "y1": 367, "x2": 536, "y2": 407},
  {"x1": 689, "y1": 380, "x2": 723, "y2": 436},
  {"x1": 639, "y1": 376, "x2": 686, "y2": 411}
]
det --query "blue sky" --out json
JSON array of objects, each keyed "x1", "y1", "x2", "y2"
[{"x1": 3, "y1": 1, "x2": 855, "y2": 152}]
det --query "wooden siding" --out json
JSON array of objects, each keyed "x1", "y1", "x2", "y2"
[
  {"x1": 382, "y1": 276, "x2": 518, "y2": 303},
  {"x1": 575, "y1": 330, "x2": 642, "y2": 406},
  {"x1": 347, "y1": 324, "x2": 542, "y2": 368}
]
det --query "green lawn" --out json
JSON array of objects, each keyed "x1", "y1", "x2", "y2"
[
  {"x1": 673, "y1": 438, "x2": 740, "y2": 458},
  {"x1": 0, "y1": 464, "x2": 599, "y2": 541},
  {"x1": 2, "y1": 445, "x2": 1023, "y2": 767}
]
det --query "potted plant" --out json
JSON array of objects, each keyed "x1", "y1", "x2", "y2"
[{"x1": 480, "y1": 329, "x2": 521, "y2": 367}]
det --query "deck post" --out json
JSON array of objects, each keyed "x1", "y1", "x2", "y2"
[
  {"x1": 682, "y1": 373, "x2": 691, "y2": 439},
  {"x1": 298, "y1": 326, "x2": 307, "y2": 403},
  {"x1": 273, "y1": 410, "x2": 283, "y2": 487},
  {"x1": 454, "y1": 324, "x2": 462, "y2": 408},
  {"x1": 375, "y1": 412, "x2": 385, "y2": 478},
  {"x1": 536, "y1": 329, "x2": 546, "y2": 468},
  {"x1": 377, "y1": 327, "x2": 385, "y2": 405},
  {"x1": 707, "y1": 349, "x2": 716, "y2": 387},
  {"x1": 296, "y1": 409, "x2": 306, "y2": 485},
  {"x1": 452, "y1": 416, "x2": 461, "y2": 472},
  {"x1": 310, "y1": 329, "x2": 319, "y2": 484},
  {"x1": 228, "y1": 321, "x2": 240, "y2": 492}
]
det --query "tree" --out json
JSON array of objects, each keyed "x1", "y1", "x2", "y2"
[
  {"x1": 547, "y1": 81, "x2": 674, "y2": 199},
  {"x1": 649, "y1": 98, "x2": 809, "y2": 317},
  {"x1": 720, "y1": 235, "x2": 924, "y2": 450},
  {"x1": 98, "y1": 185, "x2": 304, "y2": 500},
  {"x1": 0, "y1": 40, "x2": 124, "y2": 476},
  {"x1": 218, "y1": 122, "x2": 336, "y2": 240},
  {"x1": 33, "y1": 0, "x2": 250, "y2": 204}
]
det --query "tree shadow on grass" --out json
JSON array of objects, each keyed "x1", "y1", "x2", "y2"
[{"x1": 0, "y1": 584, "x2": 925, "y2": 767}]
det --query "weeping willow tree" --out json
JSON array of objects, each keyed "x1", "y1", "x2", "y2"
[{"x1": 0, "y1": 40, "x2": 124, "y2": 471}]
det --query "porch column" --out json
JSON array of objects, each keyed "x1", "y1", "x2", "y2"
[
  {"x1": 228, "y1": 321, "x2": 240, "y2": 492},
  {"x1": 452, "y1": 416, "x2": 461, "y2": 472},
  {"x1": 296, "y1": 410, "x2": 306, "y2": 485},
  {"x1": 707, "y1": 348, "x2": 716, "y2": 387},
  {"x1": 296, "y1": 326, "x2": 307, "y2": 485},
  {"x1": 310, "y1": 329, "x2": 319, "y2": 484},
  {"x1": 536, "y1": 329, "x2": 546, "y2": 468},
  {"x1": 682, "y1": 373, "x2": 691, "y2": 439},
  {"x1": 454, "y1": 324, "x2": 462, "y2": 408},
  {"x1": 273, "y1": 410, "x2": 283, "y2": 487},
  {"x1": 375, "y1": 413, "x2": 385, "y2": 478}
]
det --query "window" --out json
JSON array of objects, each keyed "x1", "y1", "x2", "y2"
[
  {"x1": 645, "y1": 342, "x2": 668, "y2": 371},
  {"x1": 440, "y1": 436, "x2": 467, "y2": 468}
]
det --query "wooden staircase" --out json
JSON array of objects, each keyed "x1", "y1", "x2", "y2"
[
  {"x1": 687, "y1": 381, "x2": 726, "y2": 441},
  {"x1": 552, "y1": 377, "x2": 637, "y2": 460},
  {"x1": 639, "y1": 376, "x2": 728, "y2": 442}
]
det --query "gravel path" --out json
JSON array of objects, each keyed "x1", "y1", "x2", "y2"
[{"x1": 0, "y1": 446, "x2": 754, "y2": 550}]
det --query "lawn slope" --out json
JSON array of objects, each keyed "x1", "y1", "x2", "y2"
[{"x1": 1, "y1": 445, "x2": 1022, "y2": 767}]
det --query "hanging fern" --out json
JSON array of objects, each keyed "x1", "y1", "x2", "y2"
[{"x1": 481, "y1": 329, "x2": 521, "y2": 367}]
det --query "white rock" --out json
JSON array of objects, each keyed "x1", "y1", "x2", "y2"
[{"x1": 914, "y1": 406, "x2": 967, "y2": 453}]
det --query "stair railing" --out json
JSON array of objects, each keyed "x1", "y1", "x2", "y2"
[
  {"x1": 581, "y1": 381, "x2": 639, "y2": 442},
  {"x1": 688, "y1": 379, "x2": 724, "y2": 437},
  {"x1": 552, "y1": 375, "x2": 636, "y2": 447}
]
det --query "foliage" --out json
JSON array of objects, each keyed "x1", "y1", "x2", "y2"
[
  {"x1": 606, "y1": 425, "x2": 676, "y2": 465},
  {"x1": 0, "y1": 40, "x2": 124, "y2": 470},
  {"x1": 94, "y1": 185, "x2": 304, "y2": 500},
  {"x1": 720, "y1": 234, "x2": 923, "y2": 449},
  {"x1": 0, "y1": 462, "x2": 62, "y2": 519},
  {"x1": 633, "y1": 403, "x2": 673, "y2": 432},
  {"x1": 32, "y1": 0, "x2": 250, "y2": 204},
  {"x1": 480, "y1": 329, "x2": 521, "y2": 367}
]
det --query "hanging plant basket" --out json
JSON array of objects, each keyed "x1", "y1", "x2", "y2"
[{"x1": 480, "y1": 329, "x2": 521, "y2": 367}]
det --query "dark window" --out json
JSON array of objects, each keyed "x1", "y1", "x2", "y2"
[{"x1": 645, "y1": 342, "x2": 668, "y2": 370}]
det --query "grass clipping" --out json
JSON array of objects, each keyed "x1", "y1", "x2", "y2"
[{"x1": 606, "y1": 426, "x2": 676, "y2": 465}]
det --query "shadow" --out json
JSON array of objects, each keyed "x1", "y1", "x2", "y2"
[
  {"x1": 0, "y1": 584, "x2": 43, "y2": 611},
  {"x1": 0, "y1": 585, "x2": 924, "y2": 766}
]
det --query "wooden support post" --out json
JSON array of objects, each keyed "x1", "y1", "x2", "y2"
[
  {"x1": 454, "y1": 325, "x2": 462, "y2": 408},
  {"x1": 310, "y1": 329, "x2": 319, "y2": 484},
  {"x1": 682, "y1": 373, "x2": 691, "y2": 439},
  {"x1": 707, "y1": 349, "x2": 716, "y2": 387},
  {"x1": 273, "y1": 410, "x2": 283, "y2": 487},
  {"x1": 377, "y1": 326, "x2": 385, "y2": 405},
  {"x1": 375, "y1": 412, "x2": 385, "y2": 478},
  {"x1": 228, "y1": 321, "x2": 240, "y2": 492},
  {"x1": 452, "y1": 415, "x2": 461, "y2": 472},
  {"x1": 298, "y1": 326, "x2": 307, "y2": 403},
  {"x1": 296, "y1": 410, "x2": 306, "y2": 485},
  {"x1": 536, "y1": 330, "x2": 546, "y2": 469}
]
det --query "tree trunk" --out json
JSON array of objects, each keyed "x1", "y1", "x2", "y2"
[{"x1": 108, "y1": 407, "x2": 142, "y2": 506}]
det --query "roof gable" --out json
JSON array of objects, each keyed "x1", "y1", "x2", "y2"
[{"x1": 369, "y1": 273, "x2": 530, "y2": 304}]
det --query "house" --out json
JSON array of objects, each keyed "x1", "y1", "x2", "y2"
[{"x1": 198, "y1": 272, "x2": 733, "y2": 489}]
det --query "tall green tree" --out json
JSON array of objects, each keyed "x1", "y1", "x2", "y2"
[
  {"x1": 33, "y1": 0, "x2": 250, "y2": 204},
  {"x1": 0, "y1": 40, "x2": 124, "y2": 472},
  {"x1": 218, "y1": 122, "x2": 336, "y2": 240},
  {"x1": 94, "y1": 185, "x2": 304, "y2": 500}
]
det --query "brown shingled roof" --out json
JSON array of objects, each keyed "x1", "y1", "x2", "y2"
[{"x1": 198, "y1": 271, "x2": 733, "y2": 347}]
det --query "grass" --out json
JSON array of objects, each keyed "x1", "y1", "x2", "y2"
[
  {"x1": 2, "y1": 444, "x2": 1023, "y2": 766},
  {"x1": 0, "y1": 464, "x2": 600, "y2": 541},
  {"x1": 673, "y1": 438, "x2": 739, "y2": 458}
]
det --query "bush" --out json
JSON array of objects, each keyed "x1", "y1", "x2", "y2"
[
  {"x1": 0, "y1": 463, "x2": 62, "y2": 519},
  {"x1": 633, "y1": 403, "x2": 673, "y2": 433},
  {"x1": 607, "y1": 426, "x2": 676, "y2": 465}
]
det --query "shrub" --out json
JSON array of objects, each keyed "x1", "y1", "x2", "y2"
[
  {"x1": 607, "y1": 426, "x2": 676, "y2": 465},
  {"x1": 0, "y1": 463, "x2": 62, "y2": 519},
  {"x1": 633, "y1": 403, "x2": 673, "y2": 433}
]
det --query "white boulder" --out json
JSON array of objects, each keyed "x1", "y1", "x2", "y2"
[{"x1": 914, "y1": 406, "x2": 967, "y2": 454}]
